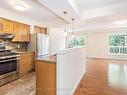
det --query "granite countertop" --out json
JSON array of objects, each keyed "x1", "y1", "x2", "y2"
[
  {"x1": 36, "y1": 55, "x2": 56, "y2": 63},
  {"x1": 17, "y1": 51, "x2": 35, "y2": 53}
]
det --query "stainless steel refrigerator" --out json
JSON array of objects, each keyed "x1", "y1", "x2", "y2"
[{"x1": 37, "y1": 33, "x2": 50, "y2": 57}]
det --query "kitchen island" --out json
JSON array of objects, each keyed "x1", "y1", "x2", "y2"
[
  {"x1": 36, "y1": 55, "x2": 56, "y2": 95},
  {"x1": 36, "y1": 46, "x2": 86, "y2": 95}
]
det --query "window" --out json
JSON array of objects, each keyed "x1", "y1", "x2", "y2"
[
  {"x1": 108, "y1": 34, "x2": 127, "y2": 55},
  {"x1": 68, "y1": 36, "x2": 85, "y2": 48}
]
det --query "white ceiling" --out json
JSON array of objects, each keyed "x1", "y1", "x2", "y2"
[
  {"x1": 0, "y1": 0, "x2": 127, "y2": 31},
  {"x1": 0, "y1": 0, "x2": 59, "y2": 22},
  {"x1": 74, "y1": 0, "x2": 127, "y2": 11},
  {"x1": 37, "y1": 0, "x2": 127, "y2": 31}
]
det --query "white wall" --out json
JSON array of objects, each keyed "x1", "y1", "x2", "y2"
[
  {"x1": 57, "y1": 46, "x2": 85, "y2": 95},
  {"x1": 74, "y1": 29, "x2": 127, "y2": 60},
  {"x1": 49, "y1": 28, "x2": 65, "y2": 55}
]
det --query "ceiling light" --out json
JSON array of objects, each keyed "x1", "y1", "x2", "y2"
[
  {"x1": 114, "y1": 20, "x2": 127, "y2": 25},
  {"x1": 71, "y1": 33, "x2": 75, "y2": 38},
  {"x1": 64, "y1": 32, "x2": 68, "y2": 37},
  {"x1": 14, "y1": 4, "x2": 26, "y2": 11},
  {"x1": 71, "y1": 18, "x2": 75, "y2": 38},
  {"x1": 63, "y1": 11, "x2": 68, "y2": 37}
]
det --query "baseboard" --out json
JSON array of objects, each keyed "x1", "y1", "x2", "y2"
[{"x1": 86, "y1": 57, "x2": 127, "y2": 61}]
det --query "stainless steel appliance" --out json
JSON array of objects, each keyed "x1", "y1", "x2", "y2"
[
  {"x1": 37, "y1": 33, "x2": 50, "y2": 57},
  {"x1": 0, "y1": 50, "x2": 19, "y2": 86},
  {"x1": 0, "y1": 33, "x2": 15, "y2": 41},
  {"x1": 0, "y1": 33, "x2": 19, "y2": 86}
]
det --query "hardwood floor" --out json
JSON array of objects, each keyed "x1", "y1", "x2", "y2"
[
  {"x1": 74, "y1": 58, "x2": 127, "y2": 95},
  {"x1": 0, "y1": 59, "x2": 127, "y2": 95}
]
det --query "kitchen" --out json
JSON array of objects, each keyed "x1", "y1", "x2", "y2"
[
  {"x1": 0, "y1": 0, "x2": 127, "y2": 95},
  {"x1": 0, "y1": 18, "x2": 85, "y2": 95},
  {"x1": 0, "y1": 0, "x2": 86, "y2": 95}
]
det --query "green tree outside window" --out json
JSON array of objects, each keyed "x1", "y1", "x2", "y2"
[
  {"x1": 68, "y1": 37, "x2": 85, "y2": 47},
  {"x1": 109, "y1": 34, "x2": 127, "y2": 54}
]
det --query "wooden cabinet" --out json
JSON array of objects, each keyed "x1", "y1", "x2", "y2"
[
  {"x1": 13, "y1": 22, "x2": 21, "y2": 41},
  {"x1": 20, "y1": 24, "x2": 30, "y2": 42},
  {"x1": 36, "y1": 59, "x2": 56, "y2": 95},
  {"x1": 0, "y1": 18, "x2": 2, "y2": 32},
  {"x1": 34, "y1": 26, "x2": 47, "y2": 34},
  {"x1": 0, "y1": 18, "x2": 30, "y2": 42},
  {"x1": 0, "y1": 18, "x2": 14, "y2": 34},
  {"x1": 13, "y1": 23, "x2": 30, "y2": 42},
  {"x1": 19, "y1": 52, "x2": 35, "y2": 77}
]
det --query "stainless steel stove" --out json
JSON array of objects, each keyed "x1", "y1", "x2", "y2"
[
  {"x1": 0, "y1": 50, "x2": 20, "y2": 86},
  {"x1": 0, "y1": 33, "x2": 20, "y2": 86},
  {"x1": 0, "y1": 50, "x2": 19, "y2": 60}
]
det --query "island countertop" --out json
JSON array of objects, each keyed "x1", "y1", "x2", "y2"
[{"x1": 36, "y1": 55, "x2": 56, "y2": 63}]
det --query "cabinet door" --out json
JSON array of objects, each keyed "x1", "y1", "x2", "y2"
[
  {"x1": 0, "y1": 18, "x2": 2, "y2": 32},
  {"x1": 27, "y1": 52, "x2": 35, "y2": 71},
  {"x1": 20, "y1": 24, "x2": 30, "y2": 42},
  {"x1": 13, "y1": 23, "x2": 30, "y2": 42},
  {"x1": 34, "y1": 26, "x2": 47, "y2": 34},
  {"x1": 13, "y1": 22, "x2": 21, "y2": 41},
  {"x1": 19, "y1": 52, "x2": 35, "y2": 77},
  {"x1": 2, "y1": 19, "x2": 14, "y2": 34},
  {"x1": 34, "y1": 26, "x2": 41, "y2": 33},
  {"x1": 41, "y1": 28, "x2": 47, "y2": 34}
]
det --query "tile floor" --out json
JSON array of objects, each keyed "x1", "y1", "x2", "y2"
[{"x1": 0, "y1": 72, "x2": 36, "y2": 95}]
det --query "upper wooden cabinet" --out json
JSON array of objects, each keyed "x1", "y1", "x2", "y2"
[
  {"x1": 1, "y1": 18, "x2": 14, "y2": 34},
  {"x1": 20, "y1": 24, "x2": 30, "y2": 42},
  {"x1": 13, "y1": 22, "x2": 21, "y2": 41},
  {"x1": 0, "y1": 18, "x2": 30, "y2": 42},
  {"x1": 34, "y1": 26, "x2": 47, "y2": 34},
  {"x1": 0, "y1": 18, "x2": 2, "y2": 31},
  {"x1": 3, "y1": 19, "x2": 13, "y2": 34}
]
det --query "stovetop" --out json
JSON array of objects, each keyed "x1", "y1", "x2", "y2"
[{"x1": 0, "y1": 51, "x2": 19, "y2": 60}]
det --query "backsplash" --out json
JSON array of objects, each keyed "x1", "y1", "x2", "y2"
[
  {"x1": 0, "y1": 40, "x2": 28, "y2": 51},
  {"x1": 11, "y1": 42, "x2": 28, "y2": 51}
]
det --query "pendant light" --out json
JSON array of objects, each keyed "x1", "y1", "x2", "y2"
[
  {"x1": 71, "y1": 18, "x2": 75, "y2": 38},
  {"x1": 63, "y1": 11, "x2": 68, "y2": 37}
]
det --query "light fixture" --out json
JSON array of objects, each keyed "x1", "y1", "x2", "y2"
[
  {"x1": 9, "y1": 0, "x2": 27, "y2": 11},
  {"x1": 14, "y1": 4, "x2": 26, "y2": 11},
  {"x1": 71, "y1": 18, "x2": 75, "y2": 38},
  {"x1": 71, "y1": 33, "x2": 75, "y2": 38},
  {"x1": 64, "y1": 31, "x2": 68, "y2": 37},
  {"x1": 63, "y1": 11, "x2": 68, "y2": 37}
]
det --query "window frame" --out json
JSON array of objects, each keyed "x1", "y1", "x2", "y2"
[{"x1": 108, "y1": 33, "x2": 127, "y2": 55}]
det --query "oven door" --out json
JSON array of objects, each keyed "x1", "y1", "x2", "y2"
[{"x1": 0, "y1": 58, "x2": 19, "y2": 79}]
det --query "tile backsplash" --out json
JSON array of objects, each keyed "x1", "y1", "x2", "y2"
[
  {"x1": 0, "y1": 40, "x2": 28, "y2": 51},
  {"x1": 11, "y1": 42, "x2": 28, "y2": 51}
]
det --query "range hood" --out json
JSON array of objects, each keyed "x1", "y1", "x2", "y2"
[
  {"x1": 0, "y1": 33, "x2": 15, "y2": 39},
  {"x1": 0, "y1": 33, "x2": 15, "y2": 41}
]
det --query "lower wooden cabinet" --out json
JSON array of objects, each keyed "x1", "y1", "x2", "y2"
[
  {"x1": 19, "y1": 52, "x2": 35, "y2": 77},
  {"x1": 36, "y1": 60, "x2": 56, "y2": 95}
]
